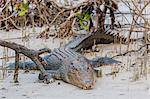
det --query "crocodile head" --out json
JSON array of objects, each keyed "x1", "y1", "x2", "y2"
[{"x1": 66, "y1": 58, "x2": 96, "y2": 90}]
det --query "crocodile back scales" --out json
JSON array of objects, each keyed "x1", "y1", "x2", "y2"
[
  {"x1": 43, "y1": 47, "x2": 88, "y2": 69},
  {"x1": 7, "y1": 47, "x2": 88, "y2": 70}
]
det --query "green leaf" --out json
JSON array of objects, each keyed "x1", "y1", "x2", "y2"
[
  {"x1": 83, "y1": 13, "x2": 91, "y2": 21},
  {"x1": 75, "y1": 11, "x2": 81, "y2": 17},
  {"x1": 79, "y1": 20, "x2": 83, "y2": 26},
  {"x1": 81, "y1": 25, "x2": 89, "y2": 30},
  {"x1": 24, "y1": 3, "x2": 29, "y2": 10},
  {"x1": 18, "y1": 10, "x2": 27, "y2": 16},
  {"x1": 75, "y1": 11, "x2": 83, "y2": 20},
  {"x1": 20, "y1": 2, "x2": 28, "y2": 10},
  {"x1": 16, "y1": 1, "x2": 29, "y2": 16},
  {"x1": 75, "y1": 10, "x2": 91, "y2": 31}
]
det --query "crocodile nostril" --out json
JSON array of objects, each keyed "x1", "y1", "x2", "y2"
[
  {"x1": 83, "y1": 84, "x2": 92, "y2": 90},
  {"x1": 87, "y1": 85, "x2": 92, "y2": 88},
  {"x1": 82, "y1": 81, "x2": 93, "y2": 90}
]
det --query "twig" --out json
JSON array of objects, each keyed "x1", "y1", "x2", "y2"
[
  {"x1": 13, "y1": 51, "x2": 19, "y2": 83},
  {"x1": 112, "y1": 44, "x2": 150, "y2": 58}
]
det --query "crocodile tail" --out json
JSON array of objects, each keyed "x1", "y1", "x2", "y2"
[
  {"x1": 89, "y1": 56, "x2": 121, "y2": 67},
  {"x1": 7, "y1": 61, "x2": 38, "y2": 70}
]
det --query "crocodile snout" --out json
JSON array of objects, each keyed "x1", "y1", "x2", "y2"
[
  {"x1": 82, "y1": 81, "x2": 94, "y2": 90},
  {"x1": 82, "y1": 84, "x2": 93, "y2": 90}
]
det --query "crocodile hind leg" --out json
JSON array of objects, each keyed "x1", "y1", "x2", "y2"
[{"x1": 38, "y1": 70, "x2": 61, "y2": 83}]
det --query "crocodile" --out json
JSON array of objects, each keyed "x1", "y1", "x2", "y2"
[
  {"x1": 5, "y1": 19, "x2": 127, "y2": 89},
  {"x1": 6, "y1": 23, "x2": 125, "y2": 90},
  {"x1": 8, "y1": 43, "x2": 120, "y2": 90}
]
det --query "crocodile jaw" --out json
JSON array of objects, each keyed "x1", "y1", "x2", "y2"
[{"x1": 67, "y1": 66, "x2": 96, "y2": 90}]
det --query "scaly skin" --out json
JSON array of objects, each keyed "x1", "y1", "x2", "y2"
[
  {"x1": 39, "y1": 47, "x2": 96, "y2": 89},
  {"x1": 8, "y1": 47, "x2": 119, "y2": 89}
]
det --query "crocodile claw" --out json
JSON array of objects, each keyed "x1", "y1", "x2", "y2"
[
  {"x1": 38, "y1": 73, "x2": 55, "y2": 84},
  {"x1": 43, "y1": 78, "x2": 55, "y2": 84},
  {"x1": 43, "y1": 77, "x2": 55, "y2": 84}
]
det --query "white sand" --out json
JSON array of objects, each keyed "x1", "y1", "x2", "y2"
[{"x1": 0, "y1": 70, "x2": 150, "y2": 99}]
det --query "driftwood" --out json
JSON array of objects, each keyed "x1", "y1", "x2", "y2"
[{"x1": 0, "y1": 40, "x2": 51, "y2": 83}]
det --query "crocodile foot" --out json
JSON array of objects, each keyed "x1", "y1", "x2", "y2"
[{"x1": 38, "y1": 73, "x2": 55, "y2": 84}]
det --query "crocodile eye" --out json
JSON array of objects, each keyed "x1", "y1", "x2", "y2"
[
  {"x1": 87, "y1": 65, "x2": 92, "y2": 70},
  {"x1": 75, "y1": 68, "x2": 78, "y2": 71},
  {"x1": 72, "y1": 66, "x2": 78, "y2": 71}
]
